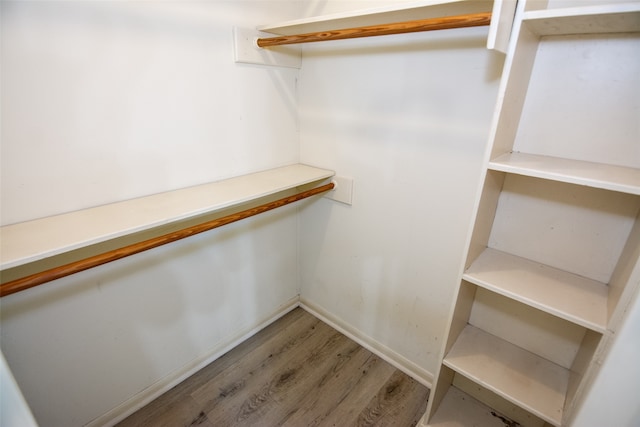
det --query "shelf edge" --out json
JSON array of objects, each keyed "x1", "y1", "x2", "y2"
[
  {"x1": 463, "y1": 248, "x2": 608, "y2": 333},
  {"x1": 0, "y1": 164, "x2": 335, "y2": 271},
  {"x1": 258, "y1": 0, "x2": 493, "y2": 35},
  {"x1": 489, "y1": 153, "x2": 640, "y2": 196}
]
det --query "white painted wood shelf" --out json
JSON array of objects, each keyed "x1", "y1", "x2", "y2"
[
  {"x1": 256, "y1": 0, "x2": 516, "y2": 54},
  {"x1": 444, "y1": 325, "x2": 568, "y2": 426},
  {"x1": 258, "y1": 0, "x2": 494, "y2": 36},
  {"x1": 523, "y1": 4, "x2": 640, "y2": 36},
  {"x1": 489, "y1": 153, "x2": 640, "y2": 196},
  {"x1": 464, "y1": 248, "x2": 608, "y2": 333},
  {"x1": 0, "y1": 164, "x2": 334, "y2": 271}
]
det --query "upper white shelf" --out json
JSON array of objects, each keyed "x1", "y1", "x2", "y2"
[
  {"x1": 523, "y1": 3, "x2": 640, "y2": 36},
  {"x1": 489, "y1": 152, "x2": 640, "y2": 195},
  {"x1": 258, "y1": 0, "x2": 494, "y2": 35},
  {"x1": 0, "y1": 164, "x2": 334, "y2": 271}
]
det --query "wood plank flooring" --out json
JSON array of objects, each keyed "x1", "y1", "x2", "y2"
[{"x1": 116, "y1": 308, "x2": 429, "y2": 427}]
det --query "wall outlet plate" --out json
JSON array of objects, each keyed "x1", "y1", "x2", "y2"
[
  {"x1": 325, "y1": 176, "x2": 354, "y2": 205},
  {"x1": 233, "y1": 27, "x2": 301, "y2": 69}
]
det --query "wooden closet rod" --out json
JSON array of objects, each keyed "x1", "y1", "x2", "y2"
[
  {"x1": 0, "y1": 182, "x2": 335, "y2": 297},
  {"x1": 257, "y1": 12, "x2": 492, "y2": 48}
]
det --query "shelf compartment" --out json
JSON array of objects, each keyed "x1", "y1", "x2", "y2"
[
  {"x1": 0, "y1": 164, "x2": 334, "y2": 271},
  {"x1": 490, "y1": 4, "x2": 640, "y2": 173},
  {"x1": 505, "y1": 32, "x2": 640, "y2": 172},
  {"x1": 489, "y1": 152, "x2": 640, "y2": 196},
  {"x1": 523, "y1": 4, "x2": 640, "y2": 36},
  {"x1": 424, "y1": 385, "x2": 521, "y2": 427},
  {"x1": 463, "y1": 248, "x2": 608, "y2": 333},
  {"x1": 443, "y1": 324, "x2": 568, "y2": 426}
]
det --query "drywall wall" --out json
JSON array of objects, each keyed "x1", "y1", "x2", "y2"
[
  {"x1": 0, "y1": 1, "x2": 301, "y2": 225},
  {"x1": 297, "y1": 1, "x2": 503, "y2": 381},
  {"x1": 0, "y1": 1, "x2": 302, "y2": 426},
  {"x1": 1, "y1": 351, "x2": 38, "y2": 427},
  {"x1": 571, "y1": 290, "x2": 640, "y2": 427}
]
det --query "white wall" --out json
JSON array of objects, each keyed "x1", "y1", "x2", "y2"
[
  {"x1": 571, "y1": 290, "x2": 640, "y2": 427},
  {"x1": 1, "y1": 351, "x2": 38, "y2": 427},
  {"x1": 0, "y1": 1, "x2": 303, "y2": 426},
  {"x1": 1, "y1": 0, "x2": 301, "y2": 225},
  {"x1": 297, "y1": 1, "x2": 503, "y2": 381}
]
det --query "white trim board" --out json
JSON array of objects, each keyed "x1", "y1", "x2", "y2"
[{"x1": 299, "y1": 298, "x2": 434, "y2": 388}]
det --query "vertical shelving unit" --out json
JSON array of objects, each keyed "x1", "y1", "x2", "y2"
[{"x1": 424, "y1": 2, "x2": 640, "y2": 426}]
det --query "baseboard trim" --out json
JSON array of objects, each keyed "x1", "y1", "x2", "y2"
[
  {"x1": 87, "y1": 297, "x2": 300, "y2": 427},
  {"x1": 88, "y1": 296, "x2": 433, "y2": 426},
  {"x1": 299, "y1": 297, "x2": 433, "y2": 388}
]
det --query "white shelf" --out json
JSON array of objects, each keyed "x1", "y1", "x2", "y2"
[
  {"x1": 0, "y1": 164, "x2": 334, "y2": 270},
  {"x1": 258, "y1": 0, "x2": 493, "y2": 35},
  {"x1": 443, "y1": 325, "x2": 568, "y2": 426},
  {"x1": 489, "y1": 152, "x2": 640, "y2": 195},
  {"x1": 523, "y1": 4, "x2": 640, "y2": 36},
  {"x1": 463, "y1": 248, "x2": 608, "y2": 333}
]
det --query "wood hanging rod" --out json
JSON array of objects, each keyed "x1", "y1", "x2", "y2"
[
  {"x1": 0, "y1": 182, "x2": 335, "y2": 297},
  {"x1": 257, "y1": 11, "x2": 492, "y2": 48}
]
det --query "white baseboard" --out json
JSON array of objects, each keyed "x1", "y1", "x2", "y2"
[
  {"x1": 87, "y1": 297, "x2": 300, "y2": 427},
  {"x1": 88, "y1": 296, "x2": 432, "y2": 426},
  {"x1": 299, "y1": 297, "x2": 433, "y2": 388}
]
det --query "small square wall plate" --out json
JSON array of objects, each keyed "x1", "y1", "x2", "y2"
[{"x1": 324, "y1": 176, "x2": 353, "y2": 205}]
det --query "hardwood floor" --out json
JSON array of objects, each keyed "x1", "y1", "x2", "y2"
[{"x1": 116, "y1": 308, "x2": 429, "y2": 427}]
